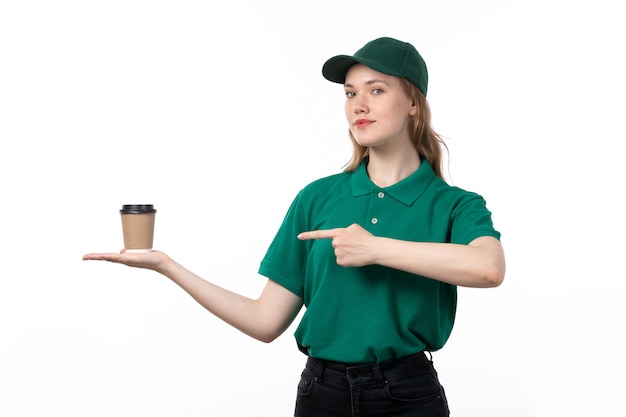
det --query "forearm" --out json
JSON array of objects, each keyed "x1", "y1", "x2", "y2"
[
  {"x1": 372, "y1": 236, "x2": 505, "y2": 288},
  {"x1": 158, "y1": 257, "x2": 296, "y2": 342}
]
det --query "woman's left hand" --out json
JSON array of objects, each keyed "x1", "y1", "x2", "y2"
[{"x1": 297, "y1": 223, "x2": 377, "y2": 267}]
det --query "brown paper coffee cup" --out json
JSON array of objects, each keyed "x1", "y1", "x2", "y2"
[{"x1": 120, "y1": 205, "x2": 156, "y2": 253}]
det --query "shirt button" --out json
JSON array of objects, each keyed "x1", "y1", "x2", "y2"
[
  {"x1": 371, "y1": 218, "x2": 378, "y2": 224},
  {"x1": 378, "y1": 192, "x2": 385, "y2": 198}
]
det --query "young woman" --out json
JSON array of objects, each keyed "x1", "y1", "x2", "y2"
[{"x1": 84, "y1": 37, "x2": 505, "y2": 417}]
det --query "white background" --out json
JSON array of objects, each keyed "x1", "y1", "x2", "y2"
[{"x1": 1, "y1": 1, "x2": 624, "y2": 416}]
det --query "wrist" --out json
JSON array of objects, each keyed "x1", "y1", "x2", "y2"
[
  {"x1": 369, "y1": 236, "x2": 386, "y2": 265},
  {"x1": 155, "y1": 252, "x2": 176, "y2": 276}
]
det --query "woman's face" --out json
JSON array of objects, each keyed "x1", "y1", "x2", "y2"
[{"x1": 344, "y1": 64, "x2": 417, "y2": 150}]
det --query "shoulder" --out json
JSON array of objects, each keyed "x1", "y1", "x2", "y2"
[
  {"x1": 299, "y1": 171, "x2": 352, "y2": 197},
  {"x1": 425, "y1": 177, "x2": 497, "y2": 227},
  {"x1": 427, "y1": 175, "x2": 487, "y2": 205},
  {"x1": 282, "y1": 171, "x2": 354, "y2": 218},
  {"x1": 425, "y1": 178, "x2": 500, "y2": 242}
]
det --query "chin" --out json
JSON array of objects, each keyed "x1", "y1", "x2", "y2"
[
  {"x1": 355, "y1": 139, "x2": 383, "y2": 148},
  {"x1": 353, "y1": 136, "x2": 376, "y2": 146}
]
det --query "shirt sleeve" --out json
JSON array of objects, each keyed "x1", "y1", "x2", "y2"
[
  {"x1": 257, "y1": 190, "x2": 308, "y2": 297},
  {"x1": 450, "y1": 191, "x2": 501, "y2": 245}
]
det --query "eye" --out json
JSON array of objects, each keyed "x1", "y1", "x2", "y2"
[
  {"x1": 372, "y1": 88, "x2": 383, "y2": 95},
  {"x1": 345, "y1": 91, "x2": 356, "y2": 98}
]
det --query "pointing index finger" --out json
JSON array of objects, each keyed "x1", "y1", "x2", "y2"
[{"x1": 297, "y1": 229, "x2": 337, "y2": 240}]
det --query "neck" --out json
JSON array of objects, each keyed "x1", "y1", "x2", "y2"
[{"x1": 366, "y1": 147, "x2": 421, "y2": 188}]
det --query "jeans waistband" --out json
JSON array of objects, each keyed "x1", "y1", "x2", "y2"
[{"x1": 306, "y1": 351, "x2": 431, "y2": 381}]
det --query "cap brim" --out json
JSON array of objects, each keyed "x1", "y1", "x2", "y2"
[
  {"x1": 322, "y1": 55, "x2": 359, "y2": 84},
  {"x1": 322, "y1": 55, "x2": 403, "y2": 85}
]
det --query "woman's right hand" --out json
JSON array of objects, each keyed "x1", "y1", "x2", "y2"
[
  {"x1": 83, "y1": 249, "x2": 303, "y2": 342},
  {"x1": 82, "y1": 249, "x2": 170, "y2": 273}
]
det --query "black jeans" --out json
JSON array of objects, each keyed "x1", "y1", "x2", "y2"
[{"x1": 294, "y1": 352, "x2": 450, "y2": 417}]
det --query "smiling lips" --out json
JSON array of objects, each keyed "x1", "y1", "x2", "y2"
[{"x1": 355, "y1": 119, "x2": 374, "y2": 128}]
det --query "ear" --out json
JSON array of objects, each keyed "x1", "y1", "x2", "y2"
[{"x1": 409, "y1": 101, "x2": 418, "y2": 117}]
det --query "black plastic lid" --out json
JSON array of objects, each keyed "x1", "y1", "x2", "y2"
[{"x1": 120, "y1": 204, "x2": 157, "y2": 214}]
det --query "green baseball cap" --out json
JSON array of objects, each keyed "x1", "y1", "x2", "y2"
[{"x1": 322, "y1": 37, "x2": 428, "y2": 97}]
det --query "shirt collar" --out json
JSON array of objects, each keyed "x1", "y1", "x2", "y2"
[{"x1": 351, "y1": 159, "x2": 437, "y2": 206}]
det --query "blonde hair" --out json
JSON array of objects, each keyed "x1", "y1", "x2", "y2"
[{"x1": 342, "y1": 77, "x2": 448, "y2": 179}]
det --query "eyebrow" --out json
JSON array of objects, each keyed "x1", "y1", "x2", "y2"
[{"x1": 344, "y1": 79, "x2": 391, "y2": 88}]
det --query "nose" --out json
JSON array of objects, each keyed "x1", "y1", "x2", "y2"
[{"x1": 353, "y1": 95, "x2": 368, "y2": 114}]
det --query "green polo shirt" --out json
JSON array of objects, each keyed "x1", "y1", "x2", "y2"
[{"x1": 258, "y1": 160, "x2": 500, "y2": 363}]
